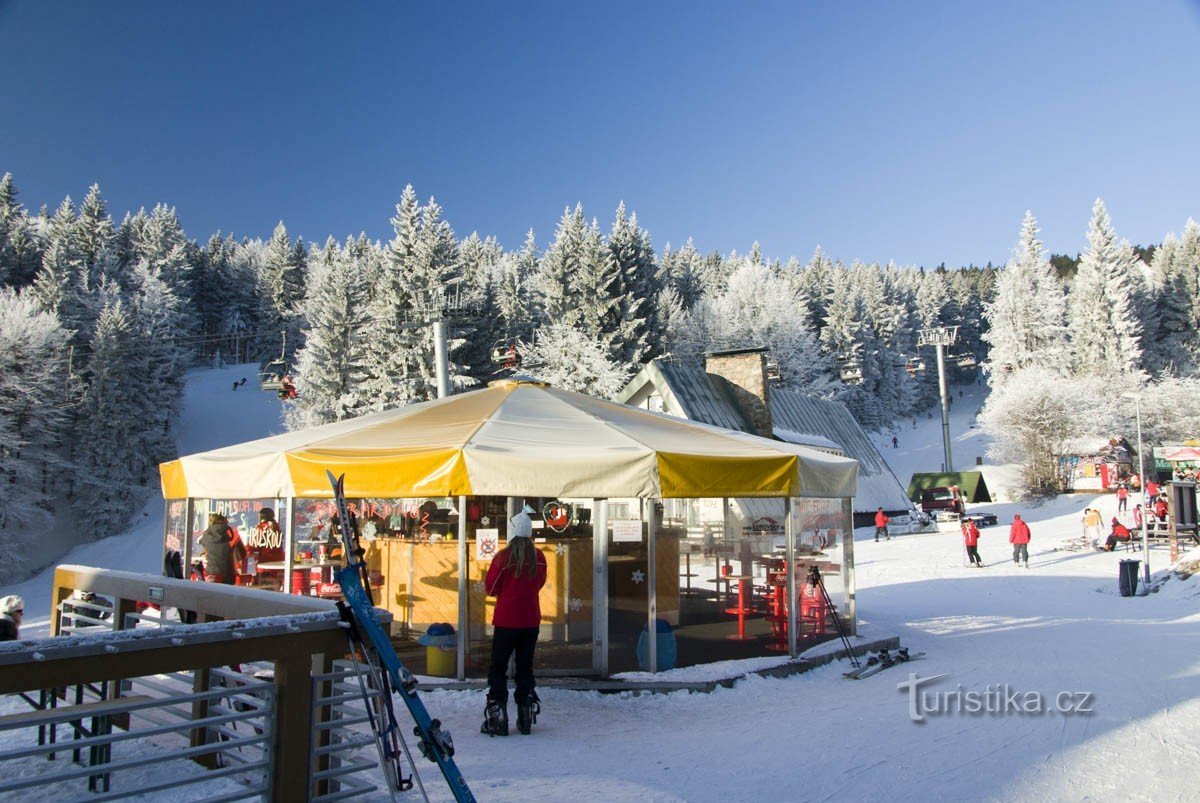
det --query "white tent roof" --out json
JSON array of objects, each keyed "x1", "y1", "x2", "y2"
[{"x1": 161, "y1": 379, "x2": 858, "y2": 501}]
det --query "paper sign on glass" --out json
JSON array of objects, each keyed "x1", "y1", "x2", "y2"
[
  {"x1": 476, "y1": 529, "x2": 499, "y2": 560},
  {"x1": 611, "y1": 520, "x2": 643, "y2": 542}
]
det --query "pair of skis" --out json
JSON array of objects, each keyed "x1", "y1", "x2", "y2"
[
  {"x1": 328, "y1": 470, "x2": 477, "y2": 803},
  {"x1": 843, "y1": 648, "x2": 925, "y2": 680}
]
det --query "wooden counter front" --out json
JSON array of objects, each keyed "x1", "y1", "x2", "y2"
[{"x1": 364, "y1": 538, "x2": 594, "y2": 641}]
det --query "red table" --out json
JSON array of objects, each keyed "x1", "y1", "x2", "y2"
[{"x1": 723, "y1": 575, "x2": 757, "y2": 640}]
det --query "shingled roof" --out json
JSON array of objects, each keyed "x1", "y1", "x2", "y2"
[{"x1": 617, "y1": 359, "x2": 916, "y2": 516}]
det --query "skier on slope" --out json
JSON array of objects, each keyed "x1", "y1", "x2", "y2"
[
  {"x1": 874, "y1": 507, "x2": 890, "y2": 542},
  {"x1": 962, "y1": 519, "x2": 983, "y2": 567},
  {"x1": 483, "y1": 508, "x2": 548, "y2": 736},
  {"x1": 1009, "y1": 513, "x2": 1031, "y2": 568},
  {"x1": 1081, "y1": 507, "x2": 1103, "y2": 546}
]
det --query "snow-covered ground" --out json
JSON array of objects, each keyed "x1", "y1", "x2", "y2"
[{"x1": 4, "y1": 366, "x2": 1200, "y2": 802}]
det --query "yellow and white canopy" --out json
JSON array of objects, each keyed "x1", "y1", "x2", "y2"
[{"x1": 160, "y1": 379, "x2": 858, "y2": 501}]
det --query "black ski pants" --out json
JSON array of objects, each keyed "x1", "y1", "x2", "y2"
[
  {"x1": 966, "y1": 545, "x2": 982, "y2": 565},
  {"x1": 488, "y1": 625, "x2": 538, "y2": 706},
  {"x1": 1012, "y1": 543, "x2": 1029, "y2": 564}
]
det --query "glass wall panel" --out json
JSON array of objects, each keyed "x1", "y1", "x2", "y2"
[
  {"x1": 189, "y1": 499, "x2": 286, "y2": 589},
  {"x1": 654, "y1": 496, "x2": 854, "y2": 670},
  {"x1": 467, "y1": 496, "x2": 594, "y2": 677},
  {"x1": 605, "y1": 497, "x2": 650, "y2": 674}
]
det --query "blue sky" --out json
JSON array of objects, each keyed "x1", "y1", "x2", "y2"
[{"x1": 2, "y1": 1, "x2": 1198, "y2": 267}]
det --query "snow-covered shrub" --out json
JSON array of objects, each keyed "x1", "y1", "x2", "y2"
[{"x1": 520, "y1": 323, "x2": 630, "y2": 399}]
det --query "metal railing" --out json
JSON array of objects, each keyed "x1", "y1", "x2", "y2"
[{"x1": 0, "y1": 565, "x2": 395, "y2": 802}]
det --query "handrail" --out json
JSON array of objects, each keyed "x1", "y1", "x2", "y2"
[{"x1": 49, "y1": 564, "x2": 335, "y2": 634}]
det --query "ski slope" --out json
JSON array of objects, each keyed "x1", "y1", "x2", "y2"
[{"x1": 4, "y1": 366, "x2": 1200, "y2": 802}]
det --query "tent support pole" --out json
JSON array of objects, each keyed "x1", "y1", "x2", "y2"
[
  {"x1": 785, "y1": 497, "x2": 797, "y2": 657},
  {"x1": 457, "y1": 495, "x2": 467, "y2": 681},
  {"x1": 182, "y1": 498, "x2": 195, "y2": 568},
  {"x1": 283, "y1": 496, "x2": 295, "y2": 598},
  {"x1": 593, "y1": 499, "x2": 609, "y2": 678},
  {"x1": 842, "y1": 497, "x2": 857, "y2": 635},
  {"x1": 646, "y1": 498, "x2": 657, "y2": 673}
]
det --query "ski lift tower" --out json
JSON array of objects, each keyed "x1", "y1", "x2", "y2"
[
  {"x1": 405, "y1": 277, "x2": 471, "y2": 400},
  {"x1": 919, "y1": 325, "x2": 959, "y2": 472}
]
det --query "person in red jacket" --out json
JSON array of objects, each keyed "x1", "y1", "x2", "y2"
[
  {"x1": 483, "y1": 509, "x2": 547, "y2": 736},
  {"x1": 1154, "y1": 495, "x2": 1169, "y2": 524},
  {"x1": 962, "y1": 519, "x2": 983, "y2": 566},
  {"x1": 874, "y1": 507, "x2": 890, "y2": 542},
  {"x1": 1101, "y1": 517, "x2": 1132, "y2": 551},
  {"x1": 1009, "y1": 513, "x2": 1031, "y2": 568}
]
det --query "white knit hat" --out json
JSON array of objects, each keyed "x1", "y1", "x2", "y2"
[
  {"x1": 509, "y1": 510, "x2": 533, "y2": 539},
  {"x1": 0, "y1": 595, "x2": 23, "y2": 615}
]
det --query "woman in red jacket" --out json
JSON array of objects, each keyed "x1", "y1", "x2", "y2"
[{"x1": 483, "y1": 509, "x2": 547, "y2": 736}]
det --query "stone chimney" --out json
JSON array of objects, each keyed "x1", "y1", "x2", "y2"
[{"x1": 705, "y1": 348, "x2": 773, "y2": 438}]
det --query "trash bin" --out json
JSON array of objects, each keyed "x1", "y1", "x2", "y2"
[
  {"x1": 418, "y1": 623, "x2": 456, "y2": 676},
  {"x1": 636, "y1": 618, "x2": 677, "y2": 672},
  {"x1": 1118, "y1": 559, "x2": 1141, "y2": 597}
]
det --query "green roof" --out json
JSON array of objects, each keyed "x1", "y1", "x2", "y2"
[{"x1": 907, "y1": 471, "x2": 993, "y2": 503}]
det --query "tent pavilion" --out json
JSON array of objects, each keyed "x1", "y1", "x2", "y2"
[{"x1": 160, "y1": 378, "x2": 859, "y2": 678}]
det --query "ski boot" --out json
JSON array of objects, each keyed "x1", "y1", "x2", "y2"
[
  {"x1": 517, "y1": 692, "x2": 540, "y2": 735},
  {"x1": 481, "y1": 698, "x2": 508, "y2": 737}
]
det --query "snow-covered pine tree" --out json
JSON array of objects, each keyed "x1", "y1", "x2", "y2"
[
  {"x1": 197, "y1": 233, "x2": 234, "y2": 360},
  {"x1": 1177, "y1": 220, "x2": 1200, "y2": 368},
  {"x1": 706, "y1": 258, "x2": 835, "y2": 395},
  {"x1": 947, "y1": 268, "x2": 989, "y2": 376},
  {"x1": 1144, "y1": 233, "x2": 1186, "y2": 374},
  {"x1": 532, "y1": 205, "x2": 589, "y2": 327},
  {"x1": 76, "y1": 185, "x2": 117, "y2": 287},
  {"x1": 820, "y1": 266, "x2": 882, "y2": 426},
  {"x1": 361, "y1": 187, "x2": 422, "y2": 410},
  {"x1": 124, "y1": 261, "x2": 191, "y2": 472},
  {"x1": 406, "y1": 198, "x2": 469, "y2": 396},
  {"x1": 0, "y1": 173, "x2": 44, "y2": 288},
  {"x1": 521, "y1": 322, "x2": 630, "y2": 399},
  {"x1": 983, "y1": 211, "x2": 1070, "y2": 382},
  {"x1": 0, "y1": 288, "x2": 72, "y2": 583},
  {"x1": 605, "y1": 203, "x2": 664, "y2": 367},
  {"x1": 31, "y1": 197, "x2": 83, "y2": 327},
  {"x1": 455, "y1": 232, "x2": 506, "y2": 384},
  {"x1": 497, "y1": 230, "x2": 536, "y2": 339},
  {"x1": 796, "y1": 247, "x2": 834, "y2": 342},
  {"x1": 1068, "y1": 199, "x2": 1143, "y2": 378},
  {"x1": 857, "y1": 263, "x2": 912, "y2": 422},
  {"x1": 659, "y1": 239, "x2": 706, "y2": 310},
  {"x1": 573, "y1": 214, "x2": 621, "y2": 355},
  {"x1": 260, "y1": 221, "x2": 307, "y2": 359},
  {"x1": 287, "y1": 238, "x2": 372, "y2": 428},
  {"x1": 72, "y1": 300, "x2": 144, "y2": 540}
]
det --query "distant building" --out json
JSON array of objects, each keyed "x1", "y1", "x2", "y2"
[
  {"x1": 1059, "y1": 437, "x2": 1135, "y2": 491},
  {"x1": 617, "y1": 348, "x2": 917, "y2": 526}
]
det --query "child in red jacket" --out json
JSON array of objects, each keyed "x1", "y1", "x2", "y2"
[{"x1": 483, "y1": 509, "x2": 547, "y2": 736}]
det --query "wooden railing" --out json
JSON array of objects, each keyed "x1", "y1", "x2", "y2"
[{"x1": 0, "y1": 565, "x2": 389, "y2": 802}]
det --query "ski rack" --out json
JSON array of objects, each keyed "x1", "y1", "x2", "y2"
[{"x1": 328, "y1": 470, "x2": 477, "y2": 803}]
